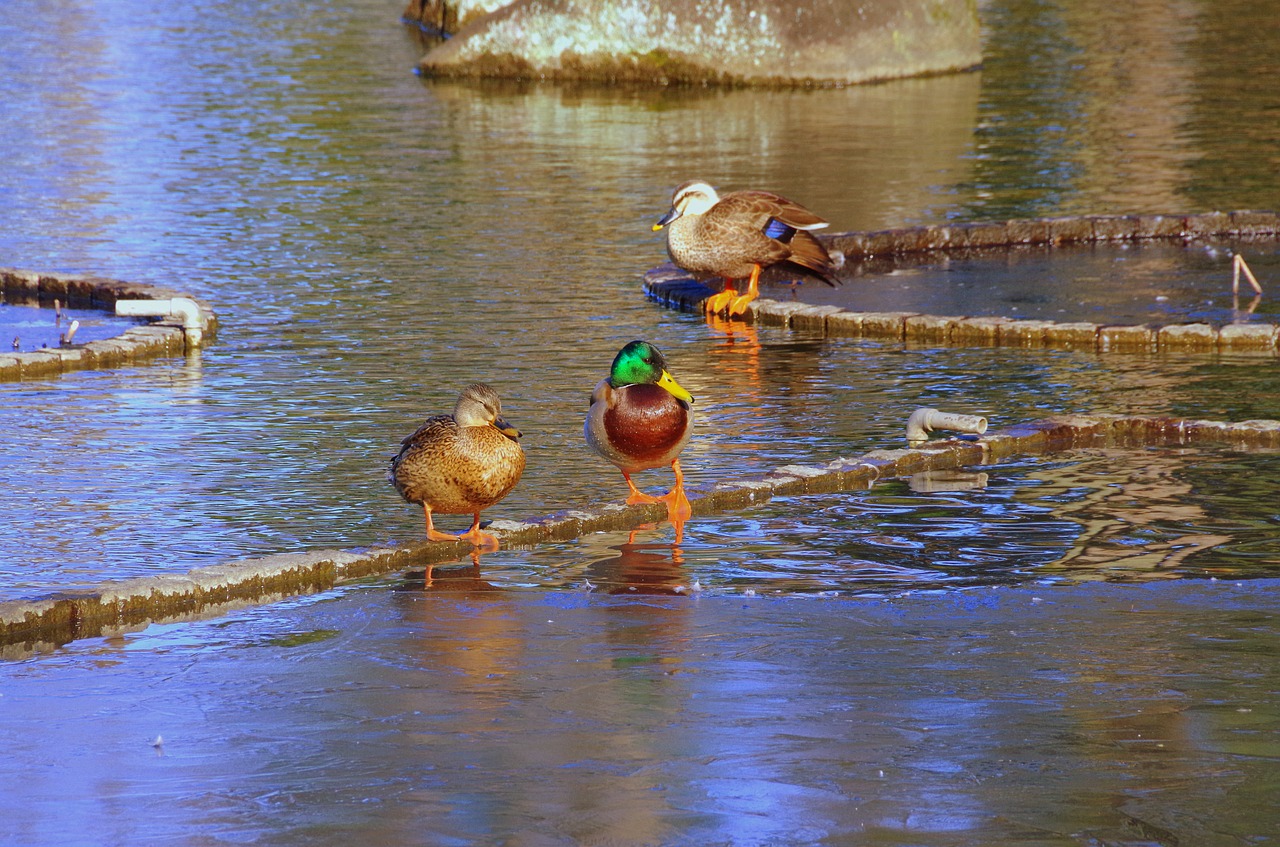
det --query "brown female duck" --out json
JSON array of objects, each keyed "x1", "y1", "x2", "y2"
[
  {"x1": 653, "y1": 180, "x2": 840, "y2": 316},
  {"x1": 390, "y1": 383, "x2": 525, "y2": 550}
]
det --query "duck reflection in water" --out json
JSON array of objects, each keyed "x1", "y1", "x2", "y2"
[
  {"x1": 584, "y1": 528, "x2": 690, "y2": 596},
  {"x1": 398, "y1": 550, "x2": 500, "y2": 593}
]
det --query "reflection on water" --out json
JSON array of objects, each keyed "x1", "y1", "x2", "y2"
[
  {"x1": 2, "y1": 577, "x2": 1275, "y2": 845},
  {"x1": 2, "y1": 2, "x2": 1279, "y2": 844},
  {"x1": 802, "y1": 237, "x2": 1280, "y2": 325},
  {"x1": 0, "y1": 302, "x2": 139, "y2": 352},
  {"x1": 0, "y1": 0, "x2": 1278, "y2": 601},
  {"x1": 391, "y1": 446, "x2": 1280, "y2": 598}
]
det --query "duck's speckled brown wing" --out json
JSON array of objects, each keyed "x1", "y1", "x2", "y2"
[
  {"x1": 390, "y1": 415, "x2": 525, "y2": 514},
  {"x1": 700, "y1": 191, "x2": 839, "y2": 284}
]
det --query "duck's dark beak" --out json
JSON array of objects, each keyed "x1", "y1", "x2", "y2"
[
  {"x1": 494, "y1": 416, "x2": 522, "y2": 442},
  {"x1": 652, "y1": 207, "x2": 680, "y2": 231}
]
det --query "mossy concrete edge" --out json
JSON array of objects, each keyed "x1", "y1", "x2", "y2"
[
  {"x1": 4, "y1": 413, "x2": 1279, "y2": 652},
  {"x1": 0, "y1": 268, "x2": 220, "y2": 382},
  {"x1": 644, "y1": 210, "x2": 1280, "y2": 354}
]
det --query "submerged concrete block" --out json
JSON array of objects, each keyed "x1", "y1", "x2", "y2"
[
  {"x1": 1218, "y1": 322, "x2": 1280, "y2": 352},
  {"x1": 1228, "y1": 210, "x2": 1280, "y2": 236},
  {"x1": 1043, "y1": 217, "x2": 1095, "y2": 244},
  {"x1": 1133, "y1": 214, "x2": 1187, "y2": 240},
  {"x1": 997, "y1": 320, "x2": 1055, "y2": 347},
  {"x1": 859, "y1": 311, "x2": 915, "y2": 340},
  {"x1": 1157, "y1": 323, "x2": 1218, "y2": 351},
  {"x1": 904, "y1": 314, "x2": 960, "y2": 344},
  {"x1": 789, "y1": 304, "x2": 845, "y2": 333},
  {"x1": 1046, "y1": 322, "x2": 1102, "y2": 349},
  {"x1": 1099, "y1": 325, "x2": 1157, "y2": 352},
  {"x1": 1091, "y1": 215, "x2": 1142, "y2": 241},
  {"x1": 825, "y1": 311, "x2": 868, "y2": 337},
  {"x1": 950, "y1": 316, "x2": 1011, "y2": 346}
]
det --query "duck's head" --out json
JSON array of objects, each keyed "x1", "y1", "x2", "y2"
[
  {"x1": 609, "y1": 341, "x2": 695, "y2": 404},
  {"x1": 455, "y1": 383, "x2": 522, "y2": 441},
  {"x1": 652, "y1": 180, "x2": 720, "y2": 231}
]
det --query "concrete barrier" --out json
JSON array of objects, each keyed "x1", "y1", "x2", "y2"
[
  {"x1": 4, "y1": 413, "x2": 1278, "y2": 651},
  {"x1": 0, "y1": 268, "x2": 219, "y2": 382},
  {"x1": 645, "y1": 211, "x2": 1280, "y2": 354}
]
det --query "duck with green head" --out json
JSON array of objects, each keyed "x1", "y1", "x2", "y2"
[
  {"x1": 390, "y1": 383, "x2": 525, "y2": 550},
  {"x1": 585, "y1": 340, "x2": 695, "y2": 526}
]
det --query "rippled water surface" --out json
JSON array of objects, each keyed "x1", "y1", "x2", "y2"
[
  {"x1": 2, "y1": 0, "x2": 1279, "y2": 599},
  {"x1": 2, "y1": 0, "x2": 1279, "y2": 843}
]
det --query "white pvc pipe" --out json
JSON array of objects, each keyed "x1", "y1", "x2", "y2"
[
  {"x1": 906, "y1": 407, "x2": 988, "y2": 445},
  {"x1": 116, "y1": 298, "x2": 205, "y2": 347}
]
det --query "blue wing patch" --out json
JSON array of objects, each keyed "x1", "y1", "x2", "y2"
[{"x1": 763, "y1": 218, "x2": 794, "y2": 241}]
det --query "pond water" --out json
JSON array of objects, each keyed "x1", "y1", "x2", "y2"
[
  {"x1": 799, "y1": 238, "x2": 1280, "y2": 326},
  {"x1": 0, "y1": 0, "x2": 1278, "y2": 843},
  {"x1": 0, "y1": 301, "x2": 140, "y2": 352}
]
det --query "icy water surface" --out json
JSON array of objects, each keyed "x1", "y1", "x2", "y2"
[
  {"x1": 802, "y1": 238, "x2": 1280, "y2": 326},
  {"x1": 1, "y1": 0, "x2": 1279, "y2": 597},
  {"x1": 3, "y1": 580, "x2": 1276, "y2": 845},
  {"x1": 1, "y1": 0, "x2": 1279, "y2": 843}
]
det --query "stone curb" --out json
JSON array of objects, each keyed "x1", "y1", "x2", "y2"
[
  {"x1": 644, "y1": 211, "x2": 1280, "y2": 354},
  {"x1": 4, "y1": 413, "x2": 1278, "y2": 650},
  {"x1": 0, "y1": 268, "x2": 220, "y2": 382}
]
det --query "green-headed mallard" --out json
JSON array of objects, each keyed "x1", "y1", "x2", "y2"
[
  {"x1": 653, "y1": 180, "x2": 840, "y2": 316},
  {"x1": 585, "y1": 340, "x2": 695, "y2": 526},
  {"x1": 390, "y1": 383, "x2": 525, "y2": 550}
]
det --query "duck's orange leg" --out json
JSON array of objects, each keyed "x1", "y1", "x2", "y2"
[
  {"x1": 728, "y1": 265, "x2": 762, "y2": 316},
  {"x1": 623, "y1": 471, "x2": 662, "y2": 505},
  {"x1": 423, "y1": 504, "x2": 461, "y2": 544},
  {"x1": 456, "y1": 512, "x2": 501, "y2": 551},
  {"x1": 658, "y1": 458, "x2": 692, "y2": 525},
  {"x1": 703, "y1": 278, "x2": 738, "y2": 315}
]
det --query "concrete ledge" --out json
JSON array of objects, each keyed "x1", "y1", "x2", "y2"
[
  {"x1": 0, "y1": 268, "x2": 219, "y2": 382},
  {"x1": 644, "y1": 210, "x2": 1280, "y2": 355},
  {"x1": 5, "y1": 413, "x2": 1279, "y2": 650}
]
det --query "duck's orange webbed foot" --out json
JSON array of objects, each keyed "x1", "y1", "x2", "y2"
[
  {"x1": 703, "y1": 283, "x2": 738, "y2": 315},
  {"x1": 623, "y1": 471, "x2": 663, "y2": 506},
  {"x1": 423, "y1": 505, "x2": 462, "y2": 544},
  {"x1": 659, "y1": 459, "x2": 692, "y2": 525},
  {"x1": 456, "y1": 513, "x2": 501, "y2": 551},
  {"x1": 727, "y1": 291, "x2": 759, "y2": 317}
]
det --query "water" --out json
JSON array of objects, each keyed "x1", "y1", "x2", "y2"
[
  {"x1": 1, "y1": 0, "x2": 1279, "y2": 600},
  {"x1": 800, "y1": 238, "x2": 1280, "y2": 325},
  {"x1": 1, "y1": 0, "x2": 1279, "y2": 842},
  {"x1": 0, "y1": 302, "x2": 138, "y2": 352}
]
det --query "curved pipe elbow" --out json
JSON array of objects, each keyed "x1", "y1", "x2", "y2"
[
  {"x1": 906, "y1": 407, "x2": 988, "y2": 445},
  {"x1": 116, "y1": 298, "x2": 205, "y2": 348}
]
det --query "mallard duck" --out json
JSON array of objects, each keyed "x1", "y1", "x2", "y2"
[
  {"x1": 390, "y1": 383, "x2": 525, "y2": 550},
  {"x1": 653, "y1": 180, "x2": 841, "y2": 316},
  {"x1": 585, "y1": 340, "x2": 695, "y2": 526}
]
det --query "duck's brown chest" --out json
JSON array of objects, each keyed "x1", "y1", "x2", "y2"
[{"x1": 603, "y1": 384, "x2": 691, "y2": 464}]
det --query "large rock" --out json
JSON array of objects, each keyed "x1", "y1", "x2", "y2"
[{"x1": 415, "y1": 0, "x2": 981, "y2": 86}]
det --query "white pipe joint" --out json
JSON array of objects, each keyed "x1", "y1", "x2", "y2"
[
  {"x1": 116, "y1": 298, "x2": 205, "y2": 348},
  {"x1": 906, "y1": 407, "x2": 988, "y2": 445}
]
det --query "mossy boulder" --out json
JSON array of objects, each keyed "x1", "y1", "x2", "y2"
[{"x1": 415, "y1": 0, "x2": 981, "y2": 87}]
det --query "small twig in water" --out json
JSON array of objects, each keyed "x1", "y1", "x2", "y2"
[{"x1": 1232, "y1": 254, "x2": 1263, "y2": 296}]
